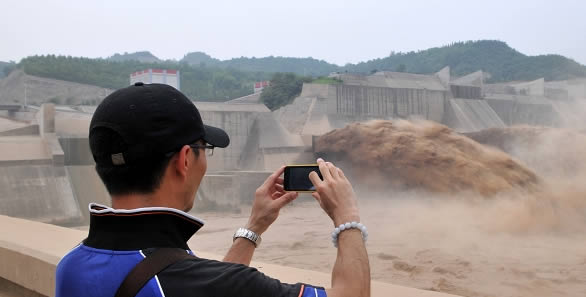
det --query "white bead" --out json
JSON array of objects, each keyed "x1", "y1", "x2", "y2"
[{"x1": 331, "y1": 221, "x2": 368, "y2": 248}]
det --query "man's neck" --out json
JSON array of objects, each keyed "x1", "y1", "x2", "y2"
[{"x1": 111, "y1": 193, "x2": 180, "y2": 210}]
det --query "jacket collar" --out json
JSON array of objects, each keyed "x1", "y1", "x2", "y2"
[{"x1": 84, "y1": 203, "x2": 205, "y2": 251}]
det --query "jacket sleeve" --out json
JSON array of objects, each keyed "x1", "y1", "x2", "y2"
[{"x1": 157, "y1": 256, "x2": 326, "y2": 297}]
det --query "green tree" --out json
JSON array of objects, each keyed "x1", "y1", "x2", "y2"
[
  {"x1": 260, "y1": 73, "x2": 311, "y2": 110},
  {"x1": 0, "y1": 61, "x2": 16, "y2": 77}
]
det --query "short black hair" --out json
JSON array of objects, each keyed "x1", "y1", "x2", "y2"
[{"x1": 90, "y1": 127, "x2": 198, "y2": 196}]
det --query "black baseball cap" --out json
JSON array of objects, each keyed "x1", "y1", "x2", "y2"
[{"x1": 89, "y1": 82, "x2": 229, "y2": 166}]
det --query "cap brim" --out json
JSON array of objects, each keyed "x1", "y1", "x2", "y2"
[{"x1": 203, "y1": 125, "x2": 230, "y2": 148}]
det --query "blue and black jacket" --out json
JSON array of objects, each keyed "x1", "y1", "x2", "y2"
[{"x1": 56, "y1": 203, "x2": 327, "y2": 297}]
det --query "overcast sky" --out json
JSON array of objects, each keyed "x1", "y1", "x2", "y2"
[{"x1": 1, "y1": 0, "x2": 585, "y2": 65}]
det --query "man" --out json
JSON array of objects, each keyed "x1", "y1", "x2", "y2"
[{"x1": 55, "y1": 83, "x2": 370, "y2": 297}]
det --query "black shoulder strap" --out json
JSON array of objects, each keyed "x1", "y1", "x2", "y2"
[{"x1": 115, "y1": 248, "x2": 194, "y2": 297}]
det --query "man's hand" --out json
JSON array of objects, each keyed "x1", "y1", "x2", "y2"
[
  {"x1": 224, "y1": 166, "x2": 297, "y2": 265},
  {"x1": 309, "y1": 159, "x2": 370, "y2": 297},
  {"x1": 309, "y1": 158, "x2": 360, "y2": 226},
  {"x1": 246, "y1": 166, "x2": 298, "y2": 235}
]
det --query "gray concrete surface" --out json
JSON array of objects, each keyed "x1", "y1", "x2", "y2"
[
  {"x1": 445, "y1": 98, "x2": 506, "y2": 132},
  {"x1": 0, "y1": 165, "x2": 81, "y2": 224},
  {"x1": 485, "y1": 95, "x2": 559, "y2": 126},
  {"x1": 0, "y1": 70, "x2": 113, "y2": 106}
]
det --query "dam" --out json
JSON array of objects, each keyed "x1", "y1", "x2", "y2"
[
  {"x1": 0, "y1": 67, "x2": 584, "y2": 224},
  {"x1": 0, "y1": 68, "x2": 585, "y2": 297}
]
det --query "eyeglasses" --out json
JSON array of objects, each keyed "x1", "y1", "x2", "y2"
[{"x1": 189, "y1": 144, "x2": 215, "y2": 156}]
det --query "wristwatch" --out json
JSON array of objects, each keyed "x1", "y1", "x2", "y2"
[{"x1": 233, "y1": 228, "x2": 262, "y2": 248}]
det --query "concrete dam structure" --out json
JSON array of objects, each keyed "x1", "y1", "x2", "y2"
[
  {"x1": 0, "y1": 66, "x2": 584, "y2": 225},
  {"x1": 0, "y1": 68, "x2": 585, "y2": 297},
  {"x1": 275, "y1": 67, "x2": 579, "y2": 136},
  {"x1": 0, "y1": 101, "x2": 306, "y2": 224},
  {"x1": 0, "y1": 105, "x2": 83, "y2": 225}
]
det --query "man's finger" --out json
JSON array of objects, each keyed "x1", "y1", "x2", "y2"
[
  {"x1": 276, "y1": 177, "x2": 284, "y2": 184},
  {"x1": 273, "y1": 192, "x2": 298, "y2": 208},
  {"x1": 311, "y1": 192, "x2": 321, "y2": 201},
  {"x1": 261, "y1": 166, "x2": 285, "y2": 188},
  {"x1": 317, "y1": 159, "x2": 332, "y2": 181},
  {"x1": 327, "y1": 162, "x2": 340, "y2": 179},
  {"x1": 309, "y1": 171, "x2": 323, "y2": 188}
]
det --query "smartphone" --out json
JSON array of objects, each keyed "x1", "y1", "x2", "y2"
[{"x1": 284, "y1": 164, "x2": 323, "y2": 192}]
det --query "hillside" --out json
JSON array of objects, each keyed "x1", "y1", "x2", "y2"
[
  {"x1": 134, "y1": 41, "x2": 586, "y2": 82},
  {"x1": 107, "y1": 51, "x2": 161, "y2": 63},
  {"x1": 12, "y1": 40, "x2": 586, "y2": 103},
  {"x1": 0, "y1": 69, "x2": 113, "y2": 106},
  {"x1": 345, "y1": 40, "x2": 586, "y2": 82},
  {"x1": 18, "y1": 55, "x2": 270, "y2": 101},
  {"x1": 0, "y1": 61, "x2": 15, "y2": 79},
  {"x1": 181, "y1": 52, "x2": 221, "y2": 66},
  {"x1": 181, "y1": 53, "x2": 338, "y2": 76}
]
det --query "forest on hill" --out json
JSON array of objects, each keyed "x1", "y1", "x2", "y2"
[
  {"x1": 345, "y1": 40, "x2": 586, "y2": 82},
  {"x1": 107, "y1": 41, "x2": 586, "y2": 82},
  {"x1": 8, "y1": 40, "x2": 586, "y2": 102},
  {"x1": 107, "y1": 51, "x2": 161, "y2": 63},
  {"x1": 18, "y1": 55, "x2": 270, "y2": 101},
  {"x1": 181, "y1": 52, "x2": 338, "y2": 77}
]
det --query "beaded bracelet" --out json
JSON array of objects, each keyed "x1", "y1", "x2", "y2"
[{"x1": 331, "y1": 221, "x2": 368, "y2": 248}]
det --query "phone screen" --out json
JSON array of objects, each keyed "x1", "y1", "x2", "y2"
[{"x1": 284, "y1": 165, "x2": 322, "y2": 192}]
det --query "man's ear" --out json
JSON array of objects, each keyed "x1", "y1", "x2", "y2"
[{"x1": 174, "y1": 145, "x2": 191, "y2": 178}]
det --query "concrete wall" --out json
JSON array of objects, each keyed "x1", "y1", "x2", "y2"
[
  {"x1": 195, "y1": 174, "x2": 240, "y2": 211},
  {"x1": 0, "y1": 70, "x2": 113, "y2": 106},
  {"x1": 273, "y1": 97, "x2": 315, "y2": 135},
  {"x1": 0, "y1": 110, "x2": 37, "y2": 123},
  {"x1": 299, "y1": 83, "x2": 336, "y2": 99},
  {"x1": 194, "y1": 171, "x2": 272, "y2": 212},
  {"x1": 0, "y1": 165, "x2": 81, "y2": 224},
  {"x1": 485, "y1": 97, "x2": 558, "y2": 126},
  {"x1": 57, "y1": 138, "x2": 93, "y2": 166},
  {"x1": 567, "y1": 79, "x2": 586, "y2": 99},
  {"x1": 450, "y1": 84, "x2": 481, "y2": 99},
  {"x1": 0, "y1": 124, "x2": 39, "y2": 136},
  {"x1": 0, "y1": 215, "x2": 456, "y2": 297},
  {"x1": 511, "y1": 78, "x2": 545, "y2": 96},
  {"x1": 199, "y1": 110, "x2": 260, "y2": 171},
  {"x1": 444, "y1": 99, "x2": 506, "y2": 132},
  {"x1": 37, "y1": 104, "x2": 55, "y2": 135},
  {"x1": 334, "y1": 85, "x2": 446, "y2": 123},
  {"x1": 65, "y1": 165, "x2": 111, "y2": 223}
]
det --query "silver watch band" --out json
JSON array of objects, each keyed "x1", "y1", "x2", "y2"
[{"x1": 233, "y1": 228, "x2": 262, "y2": 247}]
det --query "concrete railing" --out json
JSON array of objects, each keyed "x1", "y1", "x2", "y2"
[{"x1": 0, "y1": 215, "x2": 456, "y2": 297}]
